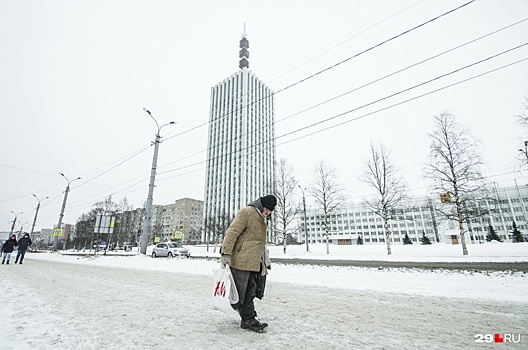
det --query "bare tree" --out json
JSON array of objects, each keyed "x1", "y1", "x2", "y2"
[
  {"x1": 516, "y1": 97, "x2": 528, "y2": 126},
  {"x1": 73, "y1": 207, "x2": 99, "y2": 251},
  {"x1": 309, "y1": 160, "x2": 347, "y2": 254},
  {"x1": 115, "y1": 197, "x2": 133, "y2": 248},
  {"x1": 73, "y1": 213, "x2": 93, "y2": 250},
  {"x1": 423, "y1": 112, "x2": 485, "y2": 255},
  {"x1": 92, "y1": 196, "x2": 118, "y2": 252},
  {"x1": 187, "y1": 227, "x2": 202, "y2": 244},
  {"x1": 275, "y1": 158, "x2": 300, "y2": 253},
  {"x1": 204, "y1": 212, "x2": 232, "y2": 253},
  {"x1": 360, "y1": 142, "x2": 406, "y2": 255}
]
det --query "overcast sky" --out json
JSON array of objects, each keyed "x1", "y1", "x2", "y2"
[{"x1": 1, "y1": 0, "x2": 527, "y2": 232}]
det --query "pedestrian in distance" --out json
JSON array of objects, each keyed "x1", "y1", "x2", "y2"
[
  {"x1": 1, "y1": 234, "x2": 18, "y2": 265},
  {"x1": 220, "y1": 194, "x2": 276, "y2": 333},
  {"x1": 15, "y1": 233, "x2": 32, "y2": 264}
]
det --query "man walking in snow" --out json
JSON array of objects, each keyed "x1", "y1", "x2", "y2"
[
  {"x1": 15, "y1": 233, "x2": 32, "y2": 264},
  {"x1": 220, "y1": 195, "x2": 276, "y2": 332}
]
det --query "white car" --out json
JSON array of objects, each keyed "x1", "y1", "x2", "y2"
[{"x1": 151, "y1": 242, "x2": 190, "y2": 258}]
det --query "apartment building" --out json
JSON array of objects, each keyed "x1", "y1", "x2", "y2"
[{"x1": 151, "y1": 198, "x2": 203, "y2": 243}]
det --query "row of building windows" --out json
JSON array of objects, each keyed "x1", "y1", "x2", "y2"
[
  {"x1": 205, "y1": 69, "x2": 275, "y2": 223},
  {"x1": 296, "y1": 186, "x2": 528, "y2": 244}
]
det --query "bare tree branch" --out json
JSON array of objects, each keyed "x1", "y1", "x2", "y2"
[
  {"x1": 274, "y1": 158, "x2": 300, "y2": 253},
  {"x1": 423, "y1": 112, "x2": 485, "y2": 255},
  {"x1": 360, "y1": 142, "x2": 406, "y2": 255},
  {"x1": 309, "y1": 160, "x2": 347, "y2": 254}
]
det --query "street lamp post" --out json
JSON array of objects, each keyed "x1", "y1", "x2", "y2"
[
  {"x1": 139, "y1": 108, "x2": 175, "y2": 255},
  {"x1": 31, "y1": 194, "x2": 49, "y2": 236},
  {"x1": 18, "y1": 221, "x2": 29, "y2": 235},
  {"x1": 10, "y1": 211, "x2": 23, "y2": 235},
  {"x1": 298, "y1": 185, "x2": 309, "y2": 252},
  {"x1": 54, "y1": 173, "x2": 81, "y2": 250}
]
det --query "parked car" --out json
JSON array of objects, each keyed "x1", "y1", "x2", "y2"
[{"x1": 151, "y1": 242, "x2": 190, "y2": 258}]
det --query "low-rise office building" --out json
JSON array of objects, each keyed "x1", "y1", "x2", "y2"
[{"x1": 297, "y1": 184, "x2": 528, "y2": 245}]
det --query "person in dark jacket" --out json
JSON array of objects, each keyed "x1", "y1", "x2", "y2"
[
  {"x1": 1, "y1": 234, "x2": 18, "y2": 264},
  {"x1": 220, "y1": 195, "x2": 276, "y2": 332},
  {"x1": 15, "y1": 233, "x2": 32, "y2": 264}
]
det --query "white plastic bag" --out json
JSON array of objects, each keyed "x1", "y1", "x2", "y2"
[{"x1": 211, "y1": 265, "x2": 239, "y2": 314}]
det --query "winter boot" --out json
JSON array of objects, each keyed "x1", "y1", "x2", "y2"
[
  {"x1": 241, "y1": 318, "x2": 268, "y2": 332},
  {"x1": 1, "y1": 260, "x2": 4, "y2": 264},
  {"x1": 6, "y1": 260, "x2": 9, "y2": 264}
]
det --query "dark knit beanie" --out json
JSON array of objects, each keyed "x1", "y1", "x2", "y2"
[{"x1": 261, "y1": 195, "x2": 277, "y2": 211}]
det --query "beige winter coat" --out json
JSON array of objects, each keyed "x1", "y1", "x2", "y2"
[{"x1": 221, "y1": 206, "x2": 267, "y2": 272}]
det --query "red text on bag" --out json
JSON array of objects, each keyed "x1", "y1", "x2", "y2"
[{"x1": 214, "y1": 281, "x2": 226, "y2": 297}]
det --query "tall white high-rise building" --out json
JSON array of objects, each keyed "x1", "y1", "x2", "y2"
[{"x1": 203, "y1": 29, "x2": 275, "y2": 237}]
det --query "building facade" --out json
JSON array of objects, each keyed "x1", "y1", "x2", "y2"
[
  {"x1": 203, "y1": 30, "x2": 276, "y2": 238},
  {"x1": 150, "y1": 198, "x2": 203, "y2": 243},
  {"x1": 297, "y1": 184, "x2": 528, "y2": 245}
]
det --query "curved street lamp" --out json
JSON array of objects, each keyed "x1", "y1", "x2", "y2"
[
  {"x1": 139, "y1": 108, "x2": 175, "y2": 255},
  {"x1": 10, "y1": 210, "x2": 23, "y2": 235},
  {"x1": 18, "y1": 220, "x2": 29, "y2": 235},
  {"x1": 31, "y1": 194, "x2": 49, "y2": 236},
  {"x1": 53, "y1": 173, "x2": 81, "y2": 250}
]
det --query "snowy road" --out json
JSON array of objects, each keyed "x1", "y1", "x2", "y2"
[
  {"x1": 198, "y1": 256, "x2": 528, "y2": 272},
  {"x1": 0, "y1": 257, "x2": 526, "y2": 350}
]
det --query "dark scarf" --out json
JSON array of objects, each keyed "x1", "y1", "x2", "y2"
[{"x1": 247, "y1": 198, "x2": 266, "y2": 222}]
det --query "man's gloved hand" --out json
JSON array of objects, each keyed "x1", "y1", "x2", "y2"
[{"x1": 220, "y1": 254, "x2": 231, "y2": 266}]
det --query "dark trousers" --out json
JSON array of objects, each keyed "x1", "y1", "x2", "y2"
[
  {"x1": 230, "y1": 267, "x2": 267, "y2": 321},
  {"x1": 15, "y1": 249, "x2": 27, "y2": 263},
  {"x1": 240, "y1": 271, "x2": 259, "y2": 321}
]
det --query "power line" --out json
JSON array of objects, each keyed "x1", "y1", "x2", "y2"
[
  {"x1": 4, "y1": 0, "x2": 475, "y2": 216},
  {"x1": 154, "y1": 56, "x2": 527, "y2": 192},
  {"x1": 73, "y1": 144, "x2": 151, "y2": 189},
  {"x1": 155, "y1": 44, "x2": 528, "y2": 178},
  {"x1": 29, "y1": 40, "x2": 528, "y2": 221},
  {"x1": 157, "y1": 18, "x2": 528, "y2": 174},
  {"x1": 276, "y1": 58, "x2": 528, "y2": 147},
  {"x1": 276, "y1": 44, "x2": 528, "y2": 143},
  {"x1": 162, "y1": 0, "x2": 476, "y2": 145},
  {"x1": 54, "y1": 55, "x2": 528, "y2": 221},
  {"x1": 65, "y1": 175, "x2": 149, "y2": 210},
  {"x1": 2, "y1": 1, "x2": 499, "y2": 221},
  {"x1": 265, "y1": 0, "x2": 433, "y2": 85},
  {"x1": 274, "y1": 0, "x2": 477, "y2": 94}
]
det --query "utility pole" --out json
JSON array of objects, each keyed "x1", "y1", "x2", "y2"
[
  {"x1": 30, "y1": 194, "x2": 49, "y2": 236},
  {"x1": 298, "y1": 185, "x2": 309, "y2": 252},
  {"x1": 139, "y1": 108, "x2": 175, "y2": 255},
  {"x1": 54, "y1": 173, "x2": 81, "y2": 250}
]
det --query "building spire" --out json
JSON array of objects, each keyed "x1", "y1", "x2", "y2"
[{"x1": 239, "y1": 24, "x2": 249, "y2": 69}]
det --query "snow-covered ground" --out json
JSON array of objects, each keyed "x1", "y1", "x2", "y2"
[{"x1": 0, "y1": 243, "x2": 527, "y2": 349}]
